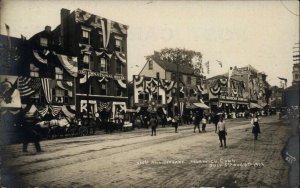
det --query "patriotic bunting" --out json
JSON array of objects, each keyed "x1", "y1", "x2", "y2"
[
  {"x1": 56, "y1": 80, "x2": 73, "y2": 91},
  {"x1": 219, "y1": 78, "x2": 227, "y2": 86},
  {"x1": 33, "y1": 50, "x2": 47, "y2": 65},
  {"x1": 56, "y1": 54, "x2": 78, "y2": 77},
  {"x1": 61, "y1": 105, "x2": 75, "y2": 118},
  {"x1": 41, "y1": 78, "x2": 53, "y2": 104},
  {"x1": 98, "y1": 77, "x2": 109, "y2": 83},
  {"x1": 49, "y1": 105, "x2": 62, "y2": 117},
  {"x1": 115, "y1": 52, "x2": 126, "y2": 64},
  {"x1": 116, "y1": 79, "x2": 127, "y2": 89},
  {"x1": 36, "y1": 105, "x2": 49, "y2": 117}
]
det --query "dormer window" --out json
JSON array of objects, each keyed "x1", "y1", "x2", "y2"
[
  {"x1": 148, "y1": 61, "x2": 153, "y2": 70},
  {"x1": 40, "y1": 37, "x2": 48, "y2": 47}
]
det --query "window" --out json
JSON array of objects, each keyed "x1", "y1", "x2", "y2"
[
  {"x1": 100, "y1": 58, "x2": 107, "y2": 72},
  {"x1": 40, "y1": 37, "x2": 48, "y2": 47},
  {"x1": 187, "y1": 76, "x2": 191, "y2": 84},
  {"x1": 83, "y1": 54, "x2": 90, "y2": 64},
  {"x1": 55, "y1": 88, "x2": 64, "y2": 103},
  {"x1": 115, "y1": 38, "x2": 123, "y2": 52},
  {"x1": 116, "y1": 62, "x2": 122, "y2": 74},
  {"x1": 30, "y1": 64, "x2": 39, "y2": 77},
  {"x1": 149, "y1": 61, "x2": 153, "y2": 70},
  {"x1": 81, "y1": 28, "x2": 90, "y2": 44},
  {"x1": 295, "y1": 74, "x2": 299, "y2": 79},
  {"x1": 55, "y1": 67, "x2": 63, "y2": 80}
]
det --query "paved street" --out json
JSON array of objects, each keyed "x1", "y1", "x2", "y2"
[{"x1": 1, "y1": 116, "x2": 296, "y2": 187}]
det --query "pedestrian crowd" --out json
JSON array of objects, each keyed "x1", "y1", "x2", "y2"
[{"x1": 17, "y1": 108, "x2": 263, "y2": 154}]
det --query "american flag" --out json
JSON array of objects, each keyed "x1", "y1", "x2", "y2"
[{"x1": 18, "y1": 77, "x2": 41, "y2": 96}]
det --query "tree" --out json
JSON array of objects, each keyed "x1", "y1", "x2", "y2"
[{"x1": 147, "y1": 48, "x2": 203, "y2": 75}]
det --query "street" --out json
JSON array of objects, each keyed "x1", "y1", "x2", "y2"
[{"x1": 1, "y1": 115, "x2": 296, "y2": 187}]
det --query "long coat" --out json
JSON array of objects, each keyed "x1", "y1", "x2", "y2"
[{"x1": 252, "y1": 121, "x2": 261, "y2": 134}]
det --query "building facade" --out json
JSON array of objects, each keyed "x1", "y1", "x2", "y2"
[
  {"x1": 135, "y1": 52, "x2": 207, "y2": 117},
  {"x1": 51, "y1": 8, "x2": 129, "y2": 119}
]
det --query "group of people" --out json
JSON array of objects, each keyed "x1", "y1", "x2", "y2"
[{"x1": 19, "y1": 109, "x2": 262, "y2": 153}]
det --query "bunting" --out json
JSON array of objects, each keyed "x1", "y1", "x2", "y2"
[
  {"x1": 219, "y1": 78, "x2": 227, "y2": 86},
  {"x1": 33, "y1": 50, "x2": 47, "y2": 65},
  {"x1": 49, "y1": 105, "x2": 62, "y2": 117},
  {"x1": 98, "y1": 77, "x2": 109, "y2": 83},
  {"x1": 134, "y1": 75, "x2": 144, "y2": 88},
  {"x1": 56, "y1": 80, "x2": 73, "y2": 91},
  {"x1": 61, "y1": 105, "x2": 75, "y2": 118},
  {"x1": 36, "y1": 105, "x2": 49, "y2": 117},
  {"x1": 116, "y1": 79, "x2": 127, "y2": 89},
  {"x1": 41, "y1": 78, "x2": 53, "y2": 104},
  {"x1": 56, "y1": 54, "x2": 78, "y2": 77},
  {"x1": 115, "y1": 52, "x2": 126, "y2": 64}
]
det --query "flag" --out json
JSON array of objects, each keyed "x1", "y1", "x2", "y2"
[
  {"x1": 216, "y1": 60, "x2": 222, "y2": 68},
  {"x1": 18, "y1": 77, "x2": 41, "y2": 96},
  {"x1": 278, "y1": 77, "x2": 287, "y2": 87},
  {"x1": 41, "y1": 78, "x2": 53, "y2": 104},
  {"x1": 205, "y1": 61, "x2": 209, "y2": 74}
]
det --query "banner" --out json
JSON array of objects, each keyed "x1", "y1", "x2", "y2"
[
  {"x1": 41, "y1": 78, "x2": 53, "y2": 104},
  {"x1": 0, "y1": 75, "x2": 21, "y2": 108}
]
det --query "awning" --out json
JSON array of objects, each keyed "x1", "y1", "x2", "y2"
[
  {"x1": 193, "y1": 102, "x2": 210, "y2": 110},
  {"x1": 250, "y1": 102, "x2": 262, "y2": 109}
]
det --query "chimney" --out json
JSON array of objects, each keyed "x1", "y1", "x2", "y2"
[
  {"x1": 61, "y1": 8, "x2": 70, "y2": 50},
  {"x1": 45, "y1": 26, "x2": 51, "y2": 33}
]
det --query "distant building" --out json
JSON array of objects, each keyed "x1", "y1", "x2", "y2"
[
  {"x1": 292, "y1": 63, "x2": 300, "y2": 85},
  {"x1": 135, "y1": 52, "x2": 207, "y2": 116},
  {"x1": 269, "y1": 86, "x2": 284, "y2": 109}
]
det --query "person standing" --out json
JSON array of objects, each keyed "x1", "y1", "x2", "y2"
[
  {"x1": 21, "y1": 113, "x2": 43, "y2": 153},
  {"x1": 172, "y1": 115, "x2": 179, "y2": 133},
  {"x1": 201, "y1": 115, "x2": 207, "y2": 133},
  {"x1": 193, "y1": 114, "x2": 201, "y2": 133},
  {"x1": 217, "y1": 116, "x2": 227, "y2": 148},
  {"x1": 251, "y1": 113, "x2": 261, "y2": 140},
  {"x1": 149, "y1": 115, "x2": 158, "y2": 136},
  {"x1": 213, "y1": 113, "x2": 219, "y2": 133}
]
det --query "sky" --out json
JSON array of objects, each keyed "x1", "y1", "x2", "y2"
[{"x1": 0, "y1": 0, "x2": 299, "y2": 86}]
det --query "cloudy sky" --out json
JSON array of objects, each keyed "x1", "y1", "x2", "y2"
[{"x1": 1, "y1": 0, "x2": 299, "y2": 86}]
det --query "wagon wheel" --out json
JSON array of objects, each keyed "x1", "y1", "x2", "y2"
[{"x1": 79, "y1": 126, "x2": 88, "y2": 136}]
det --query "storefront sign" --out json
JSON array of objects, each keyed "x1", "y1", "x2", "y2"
[
  {"x1": 220, "y1": 96, "x2": 248, "y2": 102},
  {"x1": 79, "y1": 70, "x2": 125, "y2": 80}
]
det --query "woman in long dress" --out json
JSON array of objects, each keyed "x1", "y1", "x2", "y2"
[{"x1": 251, "y1": 113, "x2": 261, "y2": 140}]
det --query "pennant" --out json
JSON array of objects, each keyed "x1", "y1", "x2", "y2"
[
  {"x1": 216, "y1": 60, "x2": 222, "y2": 68},
  {"x1": 101, "y1": 19, "x2": 112, "y2": 49}
]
